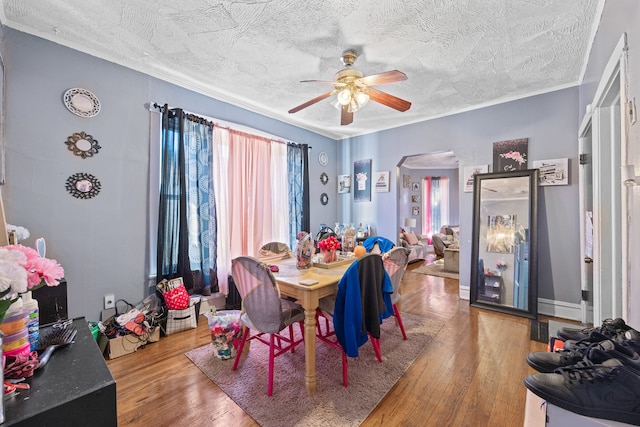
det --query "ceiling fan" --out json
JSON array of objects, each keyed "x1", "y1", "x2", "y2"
[{"x1": 288, "y1": 50, "x2": 411, "y2": 126}]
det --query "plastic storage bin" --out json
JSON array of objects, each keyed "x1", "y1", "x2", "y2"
[
  {"x1": 3, "y1": 327, "x2": 29, "y2": 352},
  {"x1": 0, "y1": 310, "x2": 28, "y2": 335},
  {"x1": 4, "y1": 341, "x2": 31, "y2": 358},
  {"x1": 203, "y1": 310, "x2": 242, "y2": 360}
]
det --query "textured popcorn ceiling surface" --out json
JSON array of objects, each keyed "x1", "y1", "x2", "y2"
[{"x1": 1, "y1": 0, "x2": 602, "y2": 140}]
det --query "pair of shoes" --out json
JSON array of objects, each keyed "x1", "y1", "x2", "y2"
[
  {"x1": 557, "y1": 318, "x2": 636, "y2": 342},
  {"x1": 524, "y1": 358, "x2": 640, "y2": 425},
  {"x1": 526, "y1": 338, "x2": 640, "y2": 373}
]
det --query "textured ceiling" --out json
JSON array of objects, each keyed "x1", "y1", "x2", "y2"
[{"x1": 0, "y1": 0, "x2": 603, "y2": 140}]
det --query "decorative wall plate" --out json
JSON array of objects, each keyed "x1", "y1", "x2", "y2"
[
  {"x1": 320, "y1": 193, "x2": 329, "y2": 205},
  {"x1": 63, "y1": 88, "x2": 101, "y2": 117},
  {"x1": 320, "y1": 172, "x2": 329, "y2": 185},
  {"x1": 65, "y1": 172, "x2": 101, "y2": 199},
  {"x1": 65, "y1": 131, "x2": 101, "y2": 158},
  {"x1": 318, "y1": 151, "x2": 328, "y2": 166}
]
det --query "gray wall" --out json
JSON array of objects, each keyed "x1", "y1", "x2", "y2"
[
  {"x1": 0, "y1": 28, "x2": 335, "y2": 320},
  {"x1": 340, "y1": 87, "x2": 581, "y2": 305}
]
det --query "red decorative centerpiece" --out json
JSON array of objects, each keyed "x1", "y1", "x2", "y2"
[{"x1": 318, "y1": 236, "x2": 340, "y2": 263}]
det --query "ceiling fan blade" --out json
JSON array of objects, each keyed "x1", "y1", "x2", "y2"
[
  {"x1": 341, "y1": 105, "x2": 353, "y2": 126},
  {"x1": 300, "y1": 79, "x2": 338, "y2": 84},
  {"x1": 368, "y1": 87, "x2": 411, "y2": 112},
  {"x1": 357, "y1": 70, "x2": 407, "y2": 86},
  {"x1": 288, "y1": 91, "x2": 334, "y2": 114}
]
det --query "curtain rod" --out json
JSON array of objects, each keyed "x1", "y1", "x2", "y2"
[{"x1": 151, "y1": 102, "x2": 311, "y2": 149}]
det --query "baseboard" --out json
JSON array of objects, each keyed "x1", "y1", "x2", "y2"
[
  {"x1": 538, "y1": 297, "x2": 582, "y2": 321},
  {"x1": 457, "y1": 287, "x2": 582, "y2": 322}
]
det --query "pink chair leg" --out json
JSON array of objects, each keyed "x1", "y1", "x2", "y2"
[
  {"x1": 393, "y1": 304, "x2": 407, "y2": 340},
  {"x1": 232, "y1": 327, "x2": 251, "y2": 371},
  {"x1": 268, "y1": 334, "x2": 275, "y2": 396},
  {"x1": 369, "y1": 335, "x2": 382, "y2": 362},
  {"x1": 342, "y1": 352, "x2": 348, "y2": 387},
  {"x1": 289, "y1": 325, "x2": 296, "y2": 353}
]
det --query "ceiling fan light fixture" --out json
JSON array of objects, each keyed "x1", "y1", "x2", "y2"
[
  {"x1": 355, "y1": 91, "x2": 369, "y2": 107},
  {"x1": 337, "y1": 88, "x2": 352, "y2": 105}
]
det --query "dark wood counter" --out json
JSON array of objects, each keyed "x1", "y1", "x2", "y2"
[{"x1": 3, "y1": 317, "x2": 116, "y2": 426}]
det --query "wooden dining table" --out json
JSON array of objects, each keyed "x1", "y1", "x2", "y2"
[{"x1": 272, "y1": 256, "x2": 353, "y2": 396}]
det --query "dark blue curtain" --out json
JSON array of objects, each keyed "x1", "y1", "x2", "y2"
[
  {"x1": 287, "y1": 143, "x2": 310, "y2": 248},
  {"x1": 157, "y1": 106, "x2": 217, "y2": 295}
]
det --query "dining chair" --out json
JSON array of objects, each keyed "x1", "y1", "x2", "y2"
[
  {"x1": 316, "y1": 253, "x2": 394, "y2": 386},
  {"x1": 230, "y1": 256, "x2": 304, "y2": 396},
  {"x1": 382, "y1": 247, "x2": 411, "y2": 340},
  {"x1": 257, "y1": 241, "x2": 292, "y2": 262},
  {"x1": 362, "y1": 236, "x2": 395, "y2": 254}
]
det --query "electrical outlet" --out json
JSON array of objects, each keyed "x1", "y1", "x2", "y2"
[{"x1": 104, "y1": 293, "x2": 115, "y2": 309}]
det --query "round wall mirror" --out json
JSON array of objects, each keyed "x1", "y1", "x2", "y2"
[
  {"x1": 320, "y1": 172, "x2": 329, "y2": 185},
  {"x1": 65, "y1": 131, "x2": 101, "y2": 158},
  {"x1": 65, "y1": 172, "x2": 101, "y2": 199}
]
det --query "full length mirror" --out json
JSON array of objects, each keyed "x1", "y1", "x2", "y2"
[{"x1": 470, "y1": 169, "x2": 538, "y2": 318}]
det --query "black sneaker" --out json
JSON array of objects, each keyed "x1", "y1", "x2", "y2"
[
  {"x1": 557, "y1": 318, "x2": 634, "y2": 341},
  {"x1": 563, "y1": 329, "x2": 640, "y2": 351},
  {"x1": 526, "y1": 339, "x2": 640, "y2": 373},
  {"x1": 524, "y1": 359, "x2": 640, "y2": 425}
]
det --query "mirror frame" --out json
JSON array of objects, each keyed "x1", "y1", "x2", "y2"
[{"x1": 470, "y1": 169, "x2": 538, "y2": 318}]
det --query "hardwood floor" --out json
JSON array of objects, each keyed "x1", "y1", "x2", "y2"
[{"x1": 106, "y1": 267, "x2": 552, "y2": 426}]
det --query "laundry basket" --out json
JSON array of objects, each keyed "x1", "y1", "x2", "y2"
[{"x1": 203, "y1": 310, "x2": 242, "y2": 360}]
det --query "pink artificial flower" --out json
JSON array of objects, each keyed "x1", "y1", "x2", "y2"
[
  {"x1": 30, "y1": 257, "x2": 65, "y2": 287},
  {"x1": 5, "y1": 244, "x2": 64, "y2": 290}
]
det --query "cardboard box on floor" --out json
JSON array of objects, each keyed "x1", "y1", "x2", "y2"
[
  {"x1": 524, "y1": 389, "x2": 632, "y2": 427},
  {"x1": 198, "y1": 292, "x2": 227, "y2": 314},
  {"x1": 100, "y1": 327, "x2": 160, "y2": 359}
]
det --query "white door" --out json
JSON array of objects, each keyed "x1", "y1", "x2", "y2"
[{"x1": 578, "y1": 34, "x2": 627, "y2": 325}]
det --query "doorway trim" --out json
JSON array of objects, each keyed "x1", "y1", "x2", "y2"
[{"x1": 578, "y1": 33, "x2": 628, "y2": 325}]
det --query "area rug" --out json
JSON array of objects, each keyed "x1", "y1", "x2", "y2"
[
  {"x1": 412, "y1": 261, "x2": 460, "y2": 280},
  {"x1": 185, "y1": 313, "x2": 443, "y2": 427}
]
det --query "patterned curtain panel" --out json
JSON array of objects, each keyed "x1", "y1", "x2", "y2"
[
  {"x1": 287, "y1": 143, "x2": 309, "y2": 248},
  {"x1": 183, "y1": 115, "x2": 217, "y2": 295}
]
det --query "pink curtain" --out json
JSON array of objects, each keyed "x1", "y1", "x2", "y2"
[
  {"x1": 422, "y1": 177, "x2": 432, "y2": 240},
  {"x1": 214, "y1": 127, "x2": 277, "y2": 294},
  {"x1": 228, "y1": 130, "x2": 273, "y2": 258},
  {"x1": 422, "y1": 176, "x2": 450, "y2": 242}
]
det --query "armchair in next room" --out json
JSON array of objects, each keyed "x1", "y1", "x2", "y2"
[{"x1": 398, "y1": 229, "x2": 429, "y2": 262}]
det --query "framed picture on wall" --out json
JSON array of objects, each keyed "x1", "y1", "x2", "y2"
[
  {"x1": 412, "y1": 206, "x2": 420, "y2": 216},
  {"x1": 375, "y1": 171, "x2": 390, "y2": 192},
  {"x1": 463, "y1": 165, "x2": 489, "y2": 192},
  {"x1": 354, "y1": 159, "x2": 372, "y2": 202},
  {"x1": 403, "y1": 174, "x2": 411, "y2": 188},
  {"x1": 532, "y1": 158, "x2": 569, "y2": 186},
  {"x1": 411, "y1": 195, "x2": 419, "y2": 203},
  {"x1": 338, "y1": 174, "x2": 351, "y2": 193},
  {"x1": 492, "y1": 138, "x2": 528, "y2": 173},
  {"x1": 411, "y1": 182, "x2": 420, "y2": 192}
]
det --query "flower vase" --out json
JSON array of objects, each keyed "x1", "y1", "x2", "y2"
[
  {"x1": 331, "y1": 249, "x2": 337, "y2": 262},
  {"x1": 322, "y1": 250, "x2": 332, "y2": 264},
  {"x1": 296, "y1": 237, "x2": 314, "y2": 269}
]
